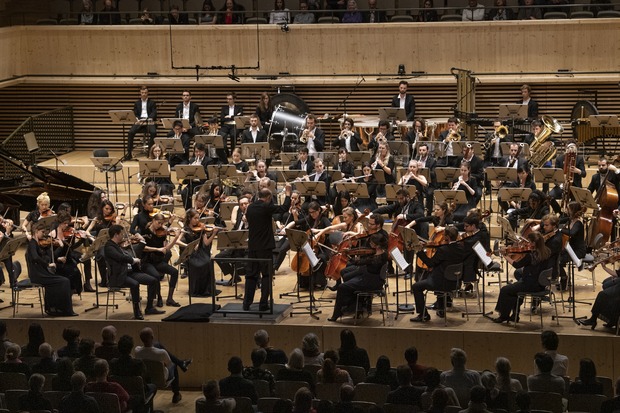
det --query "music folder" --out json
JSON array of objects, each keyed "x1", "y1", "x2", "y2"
[
  {"x1": 161, "y1": 118, "x2": 191, "y2": 130},
  {"x1": 139, "y1": 160, "x2": 170, "y2": 178},
  {"x1": 154, "y1": 138, "x2": 185, "y2": 154}
]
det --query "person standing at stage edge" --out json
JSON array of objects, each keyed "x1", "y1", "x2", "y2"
[{"x1": 244, "y1": 185, "x2": 292, "y2": 311}]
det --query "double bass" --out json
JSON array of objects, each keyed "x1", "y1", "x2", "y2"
[{"x1": 587, "y1": 179, "x2": 618, "y2": 249}]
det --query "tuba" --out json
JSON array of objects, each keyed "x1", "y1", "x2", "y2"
[{"x1": 529, "y1": 115, "x2": 563, "y2": 168}]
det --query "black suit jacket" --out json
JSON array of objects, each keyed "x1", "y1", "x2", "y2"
[
  {"x1": 308, "y1": 128, "x2": 325, "y2": 152},
  {"x1": 363, "y1": 9, "x2": 388, "y2": 22},
  {"x1": 587, "y1": 171, "x2": 620, "y2": 196},
  {"x1": 337, "y1": 133, "x2": 363, "y2": 152},
  {"x1": 219, "y1": 376, "x2": 258, "y2": 403},
  {"x1": 391, "y1": 94, "x2": 415, "y2": 121},
  {"x1": 554, "y1": 154, "x2": 586, "y2": 188},
  {"x1": 246, "y1": 197, "x2": 291, "y2": 251},
  {"x1": 220, "y1": 105, "x2": 243, "y2": 126},
  {"x1": 133, "y1": 99, "x2": 157, "y2": 121},
  {"x1": 290, "y1": 160, "x2": 314, "y2": 175},
  {"x1": 241, "y1": 128, "x2": 268, "y2": 143},
  {"x1": 175, "y1": 102, "x2": 201, "y2": 127},
  {"x1": 501, "y1": 156, "x2": 528, "y2": 170},
  {"x1": 459, "y1": 155, "x2": 484, "y2": 184},
  {"x1": 519, "y1": 99, "x2": 539, "y2": 119},
  {"x1": 103, "y1": 240, "x2": 134, "y2": 289}
]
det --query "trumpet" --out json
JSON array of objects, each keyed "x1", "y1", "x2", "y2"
[
  {"x1": 339, "y1": 129, "x2": 353, "y2": 140},
  {"x1": 483, "y1": 125, "x2": 509, "y2": 150},
  {"x1": 452, "y1": 176, "x2": 463, "y2": 190},
  {"x1": 300, "y1": 129, "x2": 314, "y2": 144},
  {"x1": 445, "y1": 131, "x2": 461, "y2": 143},
  {"x1": 375, "y1": 131, "x2": 387, "y2": 146}
]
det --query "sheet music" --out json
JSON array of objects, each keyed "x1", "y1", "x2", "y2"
[
  {"x1": 565, "y1": 243, "x2": 582, "y2": 267},
  {"x1": 390, "y1": 247, "x2": 410, "y2": 272},
  {"x1": 473, "y1": 241, "x2": 493, "y2": 268},
  {"x1": 302, "y1": 242, "x2": 320, "y2": 268}
]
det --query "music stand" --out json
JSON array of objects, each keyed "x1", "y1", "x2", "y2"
[
  {"x1": 241, "y1": 143, "x2": 270, "y2": 162},
  {"x1": 452, "y1": 141, "x2": 483, "y2": 156},
  {"x1": 486, "y1": 167, "x2": 518, "y2": 183},
  {"x1": 36, "y1": 216, "x2": 57, "y2": 231},
  {"x1": 234, "y1": 115, "x2": 255, "y2": 130},
  {"x1": 195, "y1": 135, "x2": 225, "y2": 159},
  {"x1": 327, "y1": 170, "x2": 343, "y2": 183},
  {"x1": 388, "y1": 140, "x2": 410, "y2": 157},
  {"x1": 109, "y1": 110, "x2": 137, "y2": 157},
  {"x1": 385, "y1": 184, "x2": 417, "y2": 202},
  {"x1": 216, "y1": 230, "x2": 249, "y2": 299},
  {"x1": 139, "y1": 160, "x2": 170, "y2": 179},
  {"x1": 219, "y1": 202, "x2": 237, "y2": 222},
  {"x1": 498, "y1": 188, "x2": 531, "y2": 219},
  {"x1": 284, "y1": 228, "x2": 321, "y2": 319},
  {"x1": 335, "y1": 183, "x2": 369, "y2": 199},
  {"x1": 161, "y1": 118, "x2": 191, "y2": 130},
  {"x1": 499, "y1": 104, "x2": 528, "y2": 120},
  {"x1": 206, "y1": 164, "x2": 237, "y2": 182},
  {"x1": 434, "y1": 190, "x2": 467, "y2": 205},
  {"x1": 390, "y1": 245, "x2": 414, "y2": 316},
  {"x1": 154, "y1": 138, "x2": 185, "y2": 154},
  {"x1": 295, "y1": 181, "x2": 327, "y2": 199},
  {"x1": 280, "y1": 152, "x2": 298, "y2": 165},
  {"x1": 279, "y1": 170, "x2": 307, "y2": 183},
  {"x1": 500, "y1": 142, "x2": 530, "y2": 157},
  {"x1": 570, "y1": 187, "x2": 598, "y2": 210},
  {"x1": 0, "y1": 236, "x2": 28, "y2": 312},
  {"x1": 90, "y1": 157, "x2": 122, "y2": 196},
  {"x1": 83, "y1": 229, "x2": 112, "y2": 313},
  {"x1": 317, "y1": 151, "x2": 338, "y2": 166},
  {"x1": 175, "y1": 165, "x2": 207, "y2": 181},
  {"x1": 434, "y1": 167, "x2": 460, "y2": 184},
  {"x1": 347, "y1": 151, "x2": 371, "y2": 164},
  {"x1": 378, "y1": 107, "x2": 406, "y2": 122},
  {"x1": 174, "y1": 238, "x2": 201, "y2": 305},
  {"x1": 532, "y1": 168, "x2": 564, "y2": 186},
  {"x1": 497, "y1": 216, "x2": 519, "y2": 241},
  {"x1": 372, "y1": 170, "x2": 386, "y2": 185}
]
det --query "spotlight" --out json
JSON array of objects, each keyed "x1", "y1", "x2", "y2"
[{"x1": 398, "y1": 64, "x2": 406, "y2": 76}]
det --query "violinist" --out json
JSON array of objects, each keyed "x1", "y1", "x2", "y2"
[
  {"x1": 507, "y1": 189, "x2": 548, "y2": 231},
  {"x1": 130, "y1": 195, "x2": 155, "y2": 235},
  {"x1": 557, "y1": 202, "x2": 586, "y2": 289},
  {"x1": 273, "y1": 190, "x2": 304, "y2": 272},
  {"x1": 336, "y1": 117, "x2": 362, "y2": 153},
  {"x1": 578, "y1": 261, "x2": 620, "y2": 330},
  {"x1": 411, "y1": 226, "x2": 467, "y2": 322},
  {"x1": 281, "y1": 201, "x2": 331, "y2": 290},
  {"x1": 22, "y1": 192, "x2": 55, "y2": 240},
  {"x1": 49, "y1": 211, "x2": 86, "y2": 295},
  {"x1": 332, "y1": 191, "x2": 352, "y2": 221},
  {"x1": 0, "y1": 210, "x2": 20, "y2": 289},
  {"x1": 451, "y1": 161, "x2": 479, "y2": 223},
  {"x1": 215, "y1": 196, "x2": 251, "y2": 285},
  {"x1": 399, "y1": 159, "x2": 428, "y2": 206},
  {"x1": 140, "y1": 182, "x2": 173, "y2": 208},
  {"x1": 181, "y1": 143, "x2": 212, "y2": 209},
  {"x1": 541, "y1": 214, "x2": 563, "y2": 278},
  {"x1": 85, "y1": 200, "x2": 121, "y2": 287},
  {"x1": 86, "y1": 189, "x2": 107, "y2": 221},
  {"x1": 180, "y1": 209, "x2": 219, "y2": 297},
  {"x1": 142, "y1": 213, "x2": 183, "y2": 307},
  {"x1": 493, "y1": 231, "x2": 553, "y2": 323},
  {"x1": 104, "y1": 224, "x2": 163, "y2": 319},
  {"x1": 314, "y1": 207, "x2": 365, "y2": 243},
  {"x1": 26, "y1": 222, "x2": 77, "y2": 317},
  {"x1": 198, "y1": 181, "x2": 227, "y2": 227},
  {"x1": 327, "y1": 233, "x2": 389, "y2": 322}
]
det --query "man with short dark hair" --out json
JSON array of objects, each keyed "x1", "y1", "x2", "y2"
[
  {"x1": 127, "y1": 85, "x2": 157, "y2": 160},
  {"x1": 243, "y1": 348, "x2": 275, "y2": 395},
  {"x1": 404, "y1": 347, "x2": 428, "y2": 384},
  {"x1": 440, "y1": 348, "x2": 482, "y2": 407},
  {"x1": 219, "y1": 356, "x2": 258, "y2": 403},
  {"x1": 85, "y1": 359, "x2": 130, "y2": 412},
  {"x1": 58, "y1": 371, "x2": 101, "y2": 413},
  {"x1": 109, "y1": 334, "x2": 157, "y2": 401},
  {"x1": 540, "y1": 330, "x2": 568, "y2": 376},
  {"x1": 302, "y1": 114, "x2": 325, "y2": 157},
  {"x1": 167, "y1": 119, "x2": 191, "y2": 166},
  {"x1": 219, "y1": 92, "x2": 244, "y2": 160},
  {"x1": 527, "y1": 352, "x2": 565, "y2": 395},
  {"x1": 290, "y1": 147, "x2": 314, "y2": 174},
  {"x1": 242, "y1": 114, "x2": 268, "y2": 144},
  {"x1": 391, "y1": 80, "x2": 415, "y2": 121},
  {"x1": 175, "y1": 89, "x2": 201, "y2": 136},
  {"x1": 387, "y1": 365, "x2": 424, "y2": 406},
  {"x1": 460, "y1": 385, "x2": 492, "y2": 413},
  {"x1": 73, "y1": 339, "x2": 99, "y2": 380}
]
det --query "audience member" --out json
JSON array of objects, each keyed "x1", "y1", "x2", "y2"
[
  {"x1": 316, "y1": 399, "x2": 335, "y2": 413},
  {"x1": 243, "y1": 348, "x2": 276, "y2": 395},
  {"x1": 386, "y1": 365, "x2": 424, "y2": 406},
  {"x1": 269, "y1": 0, "x2": 291, "y2": 23},
  {"x1": 418, "y1": 0, "x2": 439, "y2": 21},
  {"x1": 21, "y1": 322, "x2": 45, "y2": 357},
  {"x1": 527, "y1": 352, "x2": 565, "y2": 395},
  {"x1": 428, "y1": 387, "x2": 450, "y2": 413},
  {"x1": 318, "y1": 350, "x2": 353, "y2": 384},
  {"x1": 342, "y1": 0, "x2": 363, "y2": 22},
  {"x1": 569, "y1": 358, "x2": 603, "y2": 395},
  {"x1": 59, "y1": 371, "x2": 101, "y2": 413},
  {"x1": 57, "y1": 326, "x2": 81, "y2": 359},
  {"x1": 134, "y1": 327, "x2": 191, "y2": 404},
  {"x1": 199, "y1": 0, "x2": 217, "y2": 24},
  {"x1": 276, "y1": 348, "x2": 316, "y2": 393},
  {"x1": 480, "y1": 370, "x2": 509, "y2": 411},
  {"x1": 293, "y1": 1, "x2": 315, "y2": 23},
  {"x1": 19, "y1": 373, "x2": 53, "y2": 412},
  {"x1": 79, "y1": 0, "x2": 97, "y2": 24},
  {"x1": 85, "y1": 359, "x2": 131, "y2": 412},
  {"x1": 600, "y1": 378, "x2": 620, "y2": 413},
  {"x1": 219, "y1": 356, "x2": 258, "y2": 403},
  {"x1": 405, "y1": 346, "x2": 428, "y2": 384},
  {"x1": 98, "y1": 0, "x2": 121, "y2": 25},
  {"x1": 422, "y1": 368, "x2": 460, "y2": 408},
  {"x1": 462, "y1": 0, "x2": 486, "y2": 20},
  {"x1": 200, "y1": 380, "x2": 236, "y2": 413},
  {"x1": 494, "y1": 357, "x2": 522, "y2": 392},
  {"x1": 515, "y1": 390, "x2": 531, "y2": 413},
  {"x1": 440, "y1": 348, "x2": 482, "y2": 407},
  {"x1": 0, "y1": 321, "x2": 12, "y2": 361},
  {"x1": 302, "y1": 332, "x2": 324, "y2": 366},
  {"x1": 363, "y1": 0, "x2": 388, "y2": 22},
  {"x1": 168, "y1": 5, "x2": 189, "y2": 24},
  {"x1": 32, "y1": 343, "x2": 58, "y2": 374},
  {"x1": 274, "y1": 398, "x2": 295, "y2": 413},
  {"x1": 53, "y1": 358, "x2": 75, "y2": 391},
  {"x1": 518, "y1": 0, "x2": 542, "y2": 19},
  {"x1": 541, "y1": 330, "x2": 568, "y2": 376},
  {"x1": 254, "y1": 329, "x2": 288, "y2": 364},
  {"x1": 110, "y1": 334, "x2": 157, "y2": 402},
  {"x1": 334, "y1": 384, "x2": 356, "y2": 413},
  {"x1": 73, "y1": 338, "x2": 99, "y2": 380},
  {"x1": 0, "y1": 343, "x2": 31, "y2": 377},
  {"x1": 366, "y1": 355, "x2": 398, "y2": 390},
  {"x1": 338, "y1": 329, "x2": 370, "y2": 372},
  {"x1": 95, "y1": 325, "x2": 120, "y2": 361},
  {"x1": 293, "y1": 387, "x2": 314, "y2": 413},
  {"x1": 487, "y1": 0, "x2": 515, "y2": 19},
  {"x1": 459, "y1": 385, "x2": 492, "y2": 413}
]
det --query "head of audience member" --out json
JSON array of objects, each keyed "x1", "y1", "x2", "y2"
[
  {"x1": 82, "y1": 0, "x2": 94, "y2": 11},
  {"x1": 4, "y1": 343, "x2": 21, "y2": 362},
  {"x1": 374, "y1": 355, "x2": 392, "y2": 375},
  {"x1": 254, "y1": 329, "x2": 271, "y2": 348},
  {"x1": 93, "y1": 359, "x2": 110, "y2": 382},
  {"x1": 274, "y1": 399, "x2": 294, "y2": 413},
  {"x1": 431, "y1": 388, "x2": 450, "y2": 411},
  {"x1": 321, "y1": 350, "x2": 339, "y2": 382},
  {"x1": 534, "y1": 352, "x2": 554, "y2": 374},
  {"x1": 71, "y1": 371, "x2": 88, "y2": 393},
  {"x1": 274, "y1": 0, "x2": 286, "y2": 10},
  {"x1": 57, "y1": 358, "x2": 75, "y2": 381},
  {"x1": 469, "y1": 385, "x2": 487, "y2": 405},
  {"x1": 287, "y1": 348, "x2": 305, "y2": 370},
  {"x1": 39, "y1": 343, "x2": 53, "y2": 360},
  {"x1": 368, "y1": 0, "x2": 378, "y2": 9},
  {"x1": 117, "y1": 335, "x2": 134, "y2": 356},
  {"x1": 227, "y1": 356, "x2": 244, "y2": 375},
  {"x1": 139, "y1": 327, "x2": 155, "y2": 347},
  {"x1": 101, "y1": 325, "x2": 117, "y2": 345},
  {"x1": 495, "y1": 356, "x2": 512, "y2": 381},
  {"x1": 541, "y1": 330, "x2": 559, "y2": 351},
  {"x1": 424, "y1": 0, "x2": 434, "y2": 8},
  {"x1": 62, "y1": 326, "x2": 80, "y2": 346},
  {"x1": 103, "y1": 0, "x2": 115, "y2": 10},
  {"x1": 294, "y1": 387, "x2": 314, "y2": 413},
  {"x1": 251, "y1": 348, "x2": 268, "y2": 368},
  {"x1": 450, "y1": 348, "x2": 468, "y2": 370},
  {"x1": 78, "y1": 338, "x2": 95, "y2": 357},
  {"x1": 339, "y1": 329, "x2": 359, "y2": 351},
  {"x1": 424, "y1": 367, "x2": 442, "y2": 389},
  {"x1": 340, "y1": 384, "x2": 355, "y2": 402},
  {"x1": 202, "y1": 0, "x2": 215, "y2": 11},
  {"x1": 302, "y1": 333, "x2": 321, "y2": 358},
  {"x1": 25, "y1": 323, "x2": 46, "y2": 353},
  {"x1": 577, "y1": 358, "x2": 597, "y2": 384},
  {"x1": 346, "y1": 0, "x2": 358, "y2": 10},
  {"x1": 404, "y1": 346, "x2": 419, "y2": 365},
  {"x1": 315, "y1": 400, "x2": 334, "y2": 413},
  {"x1": 481, "y1": 370, "x2": 499, "y2": 393},
  {"x1": 396, "y1": 365, "x2": 413, "y2": 387}
]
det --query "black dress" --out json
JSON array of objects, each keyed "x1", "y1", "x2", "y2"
[
  {"x1": 25, "y1": 239, "x2": 74, "y2": 316},
  {"x1": 182, "y1": 227, "x2": 215, "y2": 297}
]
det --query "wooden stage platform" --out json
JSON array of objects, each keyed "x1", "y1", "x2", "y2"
[{"x1": 1, "y1": 151, "x2": 618, "y2": 411}]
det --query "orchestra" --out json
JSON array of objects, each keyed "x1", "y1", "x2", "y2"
[{"x1": 4, "y1": 86, "x2": 620, "y2": 334}]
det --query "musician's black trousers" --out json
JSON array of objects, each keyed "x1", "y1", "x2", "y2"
[
  {"x1": 123, "y1": 271, "x2": 159, "y2": 308},
  {"x1": 244, "y1": 249, "x2": 272, "y2": 308},
  {"x1": 127, "y1": 124, "x2": 157, "y2": 156}
]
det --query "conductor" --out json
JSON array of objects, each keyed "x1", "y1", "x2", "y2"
[{"x1": 244, "y1": 185, "x2": 292, "y2": 311}]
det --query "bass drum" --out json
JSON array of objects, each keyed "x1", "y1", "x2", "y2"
[
  {"x1": 570, "y1": 100, "x2": 599, "y2": 143},
  {"x1": 268, "y1": 106, "x2": 307, "y2": 137}
]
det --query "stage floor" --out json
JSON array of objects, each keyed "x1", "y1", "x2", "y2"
[{"x1": 2, "y1": 150, "x2": 617, "y2": 411}]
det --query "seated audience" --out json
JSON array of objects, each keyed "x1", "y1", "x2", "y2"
[
  {"x1": 293, "y1": 1, "x2": 316, "y2": 23},
  {"x1": 462, "y1": 0, "x2": 486, "y2": 20},
  {"x1": 0, "y1": 343, "x2": 31, "y2": 377},
  {"x1": 57, "y1": 327, "x2": 81, "y2": 359},
  {"x1": 422, "y1": 368, "x2": 461, "y2": 408},
  {"x1": 220, "y1": 356, "x2": 258, "y2": 403},
  {"x1": 428, "y1": 388, "x2": 451, "y2": 413},
  {"x1": 293, "y1": 387, "x2": 314, "y2": 413},
  {"x1": 366, "y1": 355, "x2": 398, "y2": 390},
  {"x1": 243, "y1": 348, "x2": 276, "y2": 395},
  {"x1": 459, "y1": 385, "x2": 492, "y2": 413},
  {"x1": 334, "y1": 384, "x2": 356, "y2": 413},
  {"x1": 269, "y1": 0, "x2": 291, "y2": 23},
  {"x1": 317, "y1": 350, "x2": 353, "y2": 384},
  {"x1": 32, "y1": 342, "x2": 58, "y2": 374},
  {"x1": 337, "y1": 329, "x2": 370, "y2": 373},
  {"x1": 199, "y1": 380, "x2": 236, "y2": 413},
  {"x1": 440, "y1": 348, "x2": 482, "y2": 407},
  {"x1": 481, "y1": 370, "x2": 510, "y2": 411},
  {"x1": 494, "y1": 357, "x2": 522, "y2": 392},
  {"x1": 541, "y1": 330, "x2": 568, "y2": 376},
  {"x1": 53, "y1": 358, "x2": 75, "y2": 391},
  {"x1": 59, "y1": 371, "x2": 101, "y2": 413},
  {"x1": 19, "y1": 373, "x2": 53, "y2": 412},
  {"x1": 254, "y1": 329, "x2": 288, "y2": 365},
  {"x1": 21, "y1": 322, "x2": 46, "y2": 357},
  {"x1": 386, "y1": 365, "x2": 424, "y2": 407},
  {"x1": 527, "y1": 352, "x2": 565, "y2": 395},
  {"x1": 302, "y1": 333, "x2": 324, "y2": 366},
  {"x1": 569, "y1": 358, "x2": 604, "y2": 395},
  {"x1": 110, "y1": 334, "x2": 157, "y2": 403},
  {"x1": 85, "y1": 359, "x2": 131, "y2": 412},
  {"x1": 95, "y1": 325, "x2": 120, "y2": 361},
  {"x1": 405, "y1": 346, "x2": 428, "y2": 384},
  {"x1": 601, "y1": 378, "x2": 620, "y2": 413},
  {"x1": 276, "y1": 348, "x2": 316, "y2": 393},
  {"x1": 518, "y1": 0, "x2": 542, "y2": 19},
  {"x1": 73, "y1": 338, "x2": 99, "y2": 380}
]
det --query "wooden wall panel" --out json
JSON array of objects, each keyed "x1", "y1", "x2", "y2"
[
  {"x1": 0, "y1": 28, "x2": 22, "y2": 80},
  {"x1": 6, "y1": 21, "x2": 620, "y2": 78}
]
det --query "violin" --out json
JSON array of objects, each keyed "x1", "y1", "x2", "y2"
[
  {"x1": 191, "y1": 223, "x2": 219, "y2": 234},
  {"x1": 38, "y1": 236, "x2": 53, "y2": 247},
  {"x1": 104, "y1": 213, "x2": 118, "y2": 222},
  {"x1": 40, "y1": 209, "x2": 54, "y2": 218},
  {"x1": 154, "y1": 226, "x2": 181, "y2": 237}
]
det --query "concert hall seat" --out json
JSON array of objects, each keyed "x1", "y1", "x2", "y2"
[
  {"x1": 597, "y1": 10, "x2": 620, "y2": 17},
  {"x1": 567, "y1": 393, "x2": 607, "y2": 413},
  {"x1": 317, "y1": 16, "x2": 340, "y2": 23},
  {"x1": 544, "y1": 12, "x2": 568, "y2": 19},
  {"x1": 514, "y1": 268, "x2": 559, "y2": 329},
  {"x1": 353, "y1": 383, "x2": 390, "y2": 407},
  {"x1": 246, "y1": 17, "x2": 268, "y2": 24},
  {"x1": 85, "y1": 392, "x2": 125, "y2": 413},
  {"x1": 439, "y1": 14, "x2": 461, "y2": 21},
  {"x1": 390, "y1": 15, "x2": 414, "y2": 22},
  {"x1": 12, "y1": 277, "x2": 45, "y2": 318},
  {"x1": 316, "y1": 382, "x2": 342, "y2": 402},
  {"x1": 570, "y1": 11, "x2": 594, "y2": 18}
]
